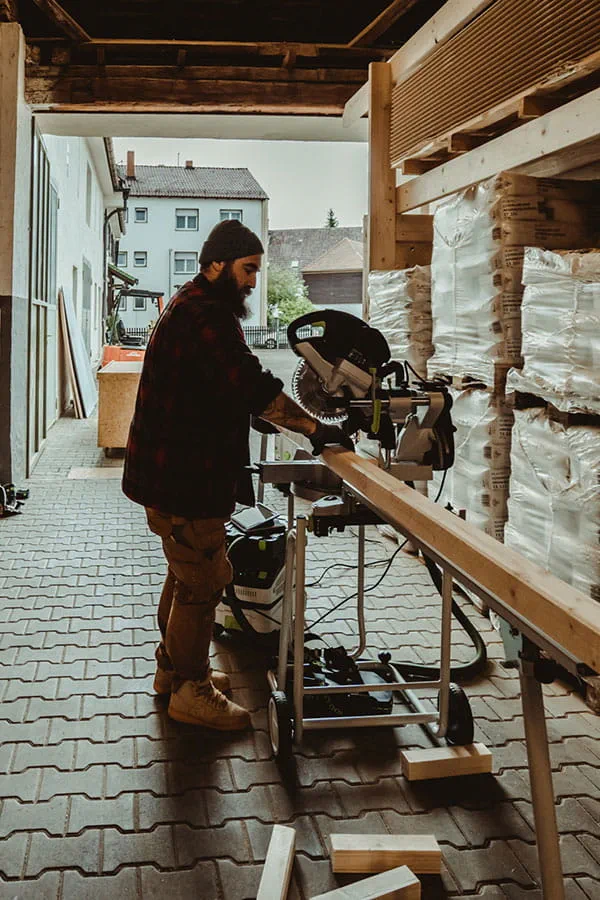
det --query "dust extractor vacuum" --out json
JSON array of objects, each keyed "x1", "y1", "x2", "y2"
[{"x1": 215, "y1": 310, "x2": 486, "y2": 762}]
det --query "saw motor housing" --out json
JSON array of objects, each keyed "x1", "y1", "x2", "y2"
[{"x1": 288, "y1": 309, "x2": 455, "y2": 477}]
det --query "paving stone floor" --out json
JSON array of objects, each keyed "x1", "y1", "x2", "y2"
[{"x1": 2, "y1": 413, "x2": 600, "y2": 899}]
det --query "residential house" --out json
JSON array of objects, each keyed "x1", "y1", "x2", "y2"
[
  {"x1": 302, "y1": 237, "x2": 364, "y2": 317},
  {"x1": 117, "y1": 154, "x2": 269, "y2": 327}
]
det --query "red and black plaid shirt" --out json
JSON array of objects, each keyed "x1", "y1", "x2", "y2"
[{"x1": 122, "y1": 274, "x2": 283, "y2": 518}]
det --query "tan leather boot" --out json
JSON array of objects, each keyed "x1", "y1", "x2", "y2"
[
  {"x1": 168, "y1": 680, "x2": 250, "y2": 730},
  {"x1": 153, "y1": 667, "x2": 230, "y2": 695}
]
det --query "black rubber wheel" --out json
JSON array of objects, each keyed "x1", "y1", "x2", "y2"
[
  {"x1": 268, "y1": 691, "x2": 293, "y2": 762},
  {"x1": 212, "y1": 622, "x2": 225, "y2": 640},
  {"x1": 265, "y1": 338, "x2": 277, "y2": 349},
  {"x1": 443, "y1": 682, "x2": 474, "y2": 746}
]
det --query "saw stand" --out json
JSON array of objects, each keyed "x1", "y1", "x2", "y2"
[{"x1": 257, "y1": 459, "x2": 475, "y2": 761}]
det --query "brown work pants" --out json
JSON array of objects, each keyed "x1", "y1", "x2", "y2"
[{"x1": 146, "y1": 508, "x2": 233, "y2": 684}]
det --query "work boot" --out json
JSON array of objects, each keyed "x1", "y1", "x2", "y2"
[
  {"x1": 168, "y1": 680, "x2": 250, "y2": 730},
  {"x1": 153, "y1": 667, "x2": 231, "y2": 695}
]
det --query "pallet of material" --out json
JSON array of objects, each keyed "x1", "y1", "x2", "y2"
[{"x1": 330, "y1": 834, "x2": 441, "y2": 875}]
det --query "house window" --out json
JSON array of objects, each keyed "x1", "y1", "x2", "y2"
[
  {"x1": 85, "y1": 164, "x2": 92, "y2": 226},
  {"x1": 120, "y1": 298, "x2": 127, "y2": 312},
  {"x1": 220, "y1": 209, "x2": 243, "y2": 222},
  {"x1": 117, "y1": 251, "x2": 128, "y2": 268},
  {"x1": 133, "y1": 296, "x2": 146, "y2": 311},
  {"x1": 176, "y1": 208, "x2": 199, "y2": 230},
  {"x1": 290, "y1": 260, "x2": 299, "y2": 268},
  {"x1": 134, "y1": 251, "x2": 147, "y2": 267},
  {"x1": 174, "y1": 251, "x2": 197, "y2": 274},
  {"x1": 134, "y1": 207, "x2": 148, "y2": 223}
]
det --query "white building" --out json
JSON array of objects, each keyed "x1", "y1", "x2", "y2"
[{"x1": 117, "y1": 154, "x2": 269, "y2": 327}]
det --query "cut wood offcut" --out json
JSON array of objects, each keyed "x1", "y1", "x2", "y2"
[
  {"x1": 311, "y1": 864, "x2": 421, "y2": 899},
  {"x1": 330, "y1": 834, "x2": 441, "y2": 875},
  {"x1": 401, "y1": 743, "x2": 493, "y2": 781},
  {"x1": 256, "y1": 824, "x2": 296, "y2": 900}
]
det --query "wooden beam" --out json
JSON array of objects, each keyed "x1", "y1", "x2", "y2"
[
  {"x1": 447, "y1": 132, "x2": 490, "y2": 152},
  {"x1": 311, "y1": 865, "x2": 421, "y2": 899},
  {"x1": 395, "y1": 213, "x2": 433, "y2": 243},
  {"x1": 368, "y1": 62, "x2": 396, "y2": 269},
  {"x1": 74, "y1": 37, "x2": 389, "y2": 60},
  {"x1": 400, "y1": 743, "x2": 493, "y2": 781},
  {"x1": 256, "y1": 825, "x2": 295, "y2": 900},
  {"x1": 320, "y1": 447, "x2": 600, "y2": 673},
  {"x1": 400, "y1": 158, "x2": 442, "y2": 175},
  {"x1": 396, "y1": 87, "x2": 600, "y2": 212},
  {"x1": 518, "y1": 94, "x2": 563, "y2": 120},
  {"x1": 282, "y1": 49, "x2": 297, "y2": 70},
  {"x1": 330, "y1": 834, "x2": 441, "y2": 875},
  {"x1": 31, "y1": 0, "x2": 91, "y2": 42},
  {"x1": 348, "y1": 0, "x2": 421, "y2": 48},
  {"x1": 176, "y1": 48, "x2": 187, "y2": 68},
  {"x1": 342, "y1": 0, "x2": 495, "y2": 125}
]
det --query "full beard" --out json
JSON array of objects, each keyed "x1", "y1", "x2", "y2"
[{"x1": 212, "y1": 264, "x2": 251, "y2": 319}]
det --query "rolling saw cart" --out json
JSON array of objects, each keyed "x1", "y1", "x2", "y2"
[{"x1": 254, "y1": 310, "x2": 477, "y2": 762}]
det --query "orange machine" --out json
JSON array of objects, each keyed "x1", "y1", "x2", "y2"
[{"x1": 101, "y1": 289, "x2": 164, "y2": 367}]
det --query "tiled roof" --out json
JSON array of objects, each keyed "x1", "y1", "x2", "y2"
[
  {"x1": 117, "y1": 164, "x2": 268, "y2": 200},
  {"x1": 268, "y1": 227, "x2": 363, "y2": 272},
  {"x1": 303, "y1": 238, "x2": 363, "y2": 273}
]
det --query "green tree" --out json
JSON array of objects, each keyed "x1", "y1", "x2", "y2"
[
  {"x1": 325, "y1": 208, "x2": 339, "y2": 227},
  {"x1": 267, "y1": 265, "x2": 313, "y2": 326}
]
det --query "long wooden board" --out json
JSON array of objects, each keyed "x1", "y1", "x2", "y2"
[
  {"x1": 311, "y1": 865, "x2": 421, "y2": 899},
  {"x1": 256, "y1": 825, "x2": 296, "y2": 900},
  {"x1": 330, "y1": 834, "x2": 441, "y2": 875},
  {"x1": 320, "y1": 448, "x2": 600, "y2": 673}
]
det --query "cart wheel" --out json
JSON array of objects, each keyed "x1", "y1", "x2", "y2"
[
  {"x1": 265, "y1": 338, "x2": 277, "y2": 349},
  {"x1": 268, "y1": 691, "x2": 293, "y2": 762},
  {"x1": 443, "y1": 683, "x2": 474, "y2": 746},
  {"x1": 212, "y1": 623, "x2": 225, "y2": 640}
]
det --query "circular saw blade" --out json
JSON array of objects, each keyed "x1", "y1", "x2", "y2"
[{"x1": 291, "y1": 359, "x2": 347, "y2": 424}]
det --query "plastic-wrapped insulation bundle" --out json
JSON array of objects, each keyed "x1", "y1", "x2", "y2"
[
  {"x1": 368, "y1": 267, "x2": 433, "y2": 379},
  {"x1": 505, "y1": 406, "x2": 600, "y2": 602},
  {"x1": 428, "y1": 173, "x2": 599, "y2": 385},
  {"x1": 506, "y1": 248, "x2": 600, "y2": 415},
  {"x1": 429, "y1": 386, "x2": 513, "y2": 542}
]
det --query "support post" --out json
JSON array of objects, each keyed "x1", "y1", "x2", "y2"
[
  {"x1": 368, "y1": 62, "x2": 396, "y2": 272},
  {"x1": 293, "y1": 515, "x2": 307, "y2": 743},
  {"x1": 519, "y1": 650, "x2": 565, "y2": 899}
]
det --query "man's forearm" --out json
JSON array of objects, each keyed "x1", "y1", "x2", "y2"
[{"x1": 260, "y1": 391, "x2": 317, "y2": 436}]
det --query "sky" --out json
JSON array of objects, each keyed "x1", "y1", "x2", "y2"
[{"x1": 112, "y1": 138, "x2": 368, "y2": 231}]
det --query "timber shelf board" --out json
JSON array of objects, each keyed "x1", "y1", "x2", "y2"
[
  {"x1": 400, "y1": 743, "x2": 493, "y2": 781},
  {"x1": 330, "y1": 834, "x2": 441, "y2": 876}
]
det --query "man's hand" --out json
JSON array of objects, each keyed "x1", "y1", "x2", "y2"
[{"x1": 309, "y1": 423, "x2": 354, "y2": 456}]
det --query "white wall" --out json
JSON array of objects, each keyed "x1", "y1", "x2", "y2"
[
  {"x1": 118, "y1": 195, "x2": 267, "y2": 325},
  {"x1": 43, "y1": 136, "x2": 110, "y2": 366}
]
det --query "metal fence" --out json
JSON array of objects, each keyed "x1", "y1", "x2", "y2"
[
  {"x1": 123, "y1": 324, "x2": 313, "y2": 349},
  {"x1": 125, "y1": 327, "x2": 151, "y2": 341}
]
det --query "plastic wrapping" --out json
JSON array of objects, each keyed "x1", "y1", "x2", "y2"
[
  {"x1": 506, "y1": 247, "x2": 600, "y2": 414},
  {"x1": 429, "y1": 386, "x2": 512, "y2": 542},
  {"x1": 505, "y1": 407, "x2": 600, "y2": 602},
  {"x1": 429, "y1": 175, "x2": 598, "y2": 384},
  {"x1": 368, "y1": 267, "x2": 433, "y2": 378}
]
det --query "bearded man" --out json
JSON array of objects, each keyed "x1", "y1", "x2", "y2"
[{"x1": 122, "y1": 219, "x2": 350, "y2": 730}]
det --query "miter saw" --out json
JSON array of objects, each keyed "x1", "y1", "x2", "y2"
[{"x1": 288, "y1": 309, "x2": 455, "y2": 479}]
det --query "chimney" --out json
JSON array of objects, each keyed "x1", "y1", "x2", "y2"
[
  {"x1": 126, "y1": 150, "x2": 136, "y2": 179},
  {"x1": 185, "y1": 160, "x2": 194, "y2": 169}
]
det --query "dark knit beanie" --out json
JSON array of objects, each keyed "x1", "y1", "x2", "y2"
[{"x1": 199, "y1": 219, "x2": 264, "y2": 266}]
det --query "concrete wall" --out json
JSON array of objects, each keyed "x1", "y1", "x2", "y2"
[
  {"x1": 118, "y1": 195, "x2": 268, "y2": 325},
  {"x1": 0, "y1": 24, "x2": 31, "y2": 483}
]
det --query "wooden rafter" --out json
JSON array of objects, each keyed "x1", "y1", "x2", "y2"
[
  {"x1": 0, "y1": 0, "x2": 18, "y2": 22},
  {"x1": 31, "y1": 0, "x2": 90, "y2": 42},
  {"x1": 348, "y1": 0, "x2": 421, "y2": 48}
]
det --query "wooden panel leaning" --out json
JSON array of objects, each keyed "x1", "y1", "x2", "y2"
[
  {"x1": 320, "y1": 447, "x2": 600, "y2": 675},
  {"x1": 311, "y1": 865, "x2": 421, "y2": 899},
  {"x1": 256, "y1": 824, "x2": 296, "y2": 900},
  {"x1": 330, "y1": 834, "x2": 441, "y2": 876},
  {"x1": 97, "y1": 361, "x2": 142, "y2": 451},
  {"x1": 401, "y1": 743, "x2": 493, "y2": 781}
]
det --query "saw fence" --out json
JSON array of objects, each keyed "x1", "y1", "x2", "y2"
[{"x1": 317, "y1": 445, "x2": 600, "y2": 900}]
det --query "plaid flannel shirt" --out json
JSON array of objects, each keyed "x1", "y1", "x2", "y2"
[{"x1": 122, "y1": 274, "x2": 283, "y2": 518}]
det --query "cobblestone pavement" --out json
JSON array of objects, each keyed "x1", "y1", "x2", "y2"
[{"x1": 2, "y1": 413, "x2": 600, "y2": 899}]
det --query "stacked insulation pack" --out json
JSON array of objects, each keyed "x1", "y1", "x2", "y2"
[
  {"x1": 428, "y1": 174, "x2": 598, "y2": 542},
  {"x1": 504, "y1": 248, "x2": 600, "y2": 601},
  {"x1": 367, "y1": 267, "x2": 433, "y2": 377}
]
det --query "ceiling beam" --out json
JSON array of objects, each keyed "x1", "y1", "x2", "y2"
[
  {"x1": 0, "y1": 0, "x2": 18, "y2": 22},
  {"x1": 348, "y1": 0, "x2": 422, "y2": 48},
  {"x1": 31, "y1": 0, "x2": 91, "y2": 42},
  {"x1": 67, "y1": 38, "x2": 390, "y2": 60}
]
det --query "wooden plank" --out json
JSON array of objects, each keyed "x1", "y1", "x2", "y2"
[
  {"x1": 348, "y1": 0, "x2": 421, "y2": 48},
  {"x1": 368, "y1": 62, "x2": 396, "y2": 270},
  {"x1": 330, "y1": 834, "x2": 441, "y2": 875},
  {"x1": 311, "y1": 865, "x2": 421, "y2": 899},
  {"x1": 400, "y1": 159, "x2": 442, "y2": 175},
  {"x1": 518, "y1": 94, "x2": 564, "y2": 119},
  {"x1": 77, "y1": 38, "x2": 389, "y2": 59},
  {"x1": 395, "y1": 242, "x2": 431, "y2": 268},
  {"x1": 256, "y1": 825, "x2": 296, "y2": 900},
  {"x1": 31, "y1": 0, "x2": 91, "y2": 42},
  {"x1": 514, "y1": 134, "x2": 600, "y2": 178},
  {"x1": 396, "y1": 86, "x2": 600, "y2": 212},
  {"x1": 342, "y1": 0, "x2": 495, "y2": 126},
  {"x1": 395, "y1": 214, "x2": 433, "y2": 243},
  {"x1": 447, "y1": 131, "x2": 491, "y2": 152},
  {"x1": 320, "y1": 447, "x2": 600, "y2": 673},
  {"x1": 400, "y1": 743, "x2": 493, "y2": 781}
]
